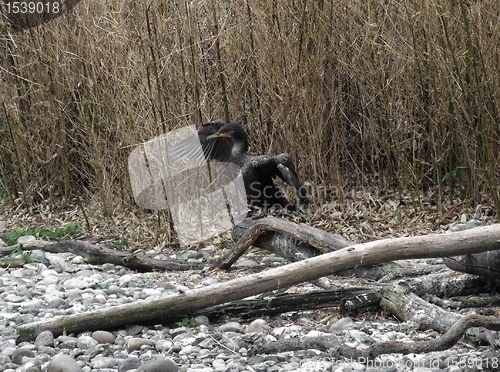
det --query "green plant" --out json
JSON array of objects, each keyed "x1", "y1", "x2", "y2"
[
  {"x1": 220, "y1": 241, "x2": 234, "y2": 250},
  {"x1": 0, "y1": 247, "x2": 42, "y2": 263},
  {"x1": 442, "y1": 166, "x2": 467, "y2": 182},
  {"x1": 2, "y1": 224, "x2": 82, "y2": 246},
  {"x1": 383, "y1": 262, "x2": 397, "y2": 273},
  {"x1": 105, "y1": 238, "x2": 129, "y2": 250},
  {"x1": 177, "y1": 317, "x2": 199, "y2": 328}
]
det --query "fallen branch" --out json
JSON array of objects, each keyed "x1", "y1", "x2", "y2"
[
  {"x1": 9, "y1": 239, "x2": 208, "y2": 271},
  {"x1": 250, "y1": 314, "x2": 500, "y2": 359},
  {"x1": 16, "y1": 223, "x2": 500, "y2": 342},
  {"x1": 338, "y1": 313, "x2": 500, "y2": 359},
  {"x1": 160, "y1": 286, "x2": 380, "y2": 324},
  {"x1": 381, "y1": 284, "x2": 461, "y2": 333},
  {"x1": 381, "y1": 283, "x2": 500, "y2": 347},
  {"x1": 218, "y1": 216, "x2": 351, "y2": 268},
  {"x1": 443, "y1": 251, "x2": 500, "y2": 278}
]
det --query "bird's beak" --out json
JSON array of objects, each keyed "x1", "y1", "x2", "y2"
[
  {"x1": 206, "y1": 133, "x2": 220, "y2": 140},
  {"x1": 207, "y1": 132, "x2": 229, "y2": 140}
]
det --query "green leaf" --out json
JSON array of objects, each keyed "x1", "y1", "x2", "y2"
[
  {"x1": 442, "y1": 165, "x2": 466, "y2": 182},
  {"x1": 383, "y1": 262, "x2": 397, "y2": 273},
  {"x1": 2, "y1": 224, "x2": 81, "y2": 246},
  {"x1": 95, "y1": 282, "x2": 109, "y2": 289}
]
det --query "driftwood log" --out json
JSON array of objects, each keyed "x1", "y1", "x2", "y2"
[
  {"x1": 442, "y1": 205, "x2": 500, "y2": 277},
  {"x1": 154, "y1": 286, "x2": 381, "y2": 324},
  {"x1": 16, "y1": 223, "x2": 500, "y2": 342},
  {"x1": 218, "y1": 216, "x2": 352, "y2": 268},
  {"x1": 251, "y1": 283, "x2": 500, "y2": 359},
  {"x1": 249, "y1": 312, "x2": 500, "y2": 359}
]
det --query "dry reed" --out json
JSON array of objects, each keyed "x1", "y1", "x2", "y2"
[{"x1": 0, "y1": 0, "x2": 499, "y2": 226}]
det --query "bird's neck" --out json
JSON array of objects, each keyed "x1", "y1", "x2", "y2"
[
  {"x1": 232, "y1": 140, "x2": 248, "y2": 154},
  {"x1": 230, "y1": 140, "x2": 249, "y2": 165}
]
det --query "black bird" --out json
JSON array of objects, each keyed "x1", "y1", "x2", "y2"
[
  {"x1": 170, "y1": 119, "x2": 309, "y2": 214},
  {"x1": 168, "y1": 119, "x2": 230, "y2": 162}
]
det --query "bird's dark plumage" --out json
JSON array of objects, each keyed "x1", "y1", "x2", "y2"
[
  {"x1": 168, "y1": 119, "x2": 232, "y2": 162},
  {"x1": 170, "y1": 120, "x2": 308, "y2": 214}
]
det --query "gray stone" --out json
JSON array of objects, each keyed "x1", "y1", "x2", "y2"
[
  {"x1": 155, "y1": 339, "x2": 174, "y2": 352},
  {"x1": 91, "y1": 356, "x2": 120, "y2": 369},
  {"x1": 126, "y1": 324, "x2": 143, "y2": 335},
  {"x1": 47, "y1": 299, "x2": 69, "y2": 309},
  {"x1": 76, "y1": 335, "x2": 98, "y2": 349},
  {"x1": 125, "y1": 338, "x2": 155, "y2": 353},
  {"x1": 136, "y1": 358, "x2": 178, "y2": 372},
  {"x1": 217, "y1": 322, "x2": 241, "y2": 333},
  {"x1": 187, "y1": 252, "x2": 204, "y2": 259},
  {"x1": 329, "y1": 317, "x2": 355, "y2": 331},
  {"x1": 194, "y1": 315, "x2": 210, "y2": 326},
  {"x1": 233, "y1": 258, "x2": 258, "y2": 268},
  {"x1": 11, "y1": 348, "x2": 35, "y2": 365},
  {"x1": 247, "y1": 356, "x2": 265, "y2": 365},
  {"x1": 47, "y1": 353, "x2": 83, "y2": 372},
  {"x1": 91, "y1": 330, "x2": 115, "y2": 344},
  {"x1": 57, "y1": 336, "x2": 77, "y2": 349},
  {"x1": 118, "y1": 357, "x2": 142, "y2": 372},
  {"x1": 212, "y1": 359, "x2": 227, "y2": 372},
  {"x1": 246, "y1": 319, "x2": 267, "y2": 334},
  {"x1": 0, "y1": 355, "x2": 11, "y2": 365},
  {"x1": 13, "y1": 358, "x2": 41, "y2": 372},
  {"x1": 34, "y1": 331, "x2": 54, "y2": 348}
]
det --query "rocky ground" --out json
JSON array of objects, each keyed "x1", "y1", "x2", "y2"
[{"x1": 0, "y1": 190, "x2": 499, "y2": 372}]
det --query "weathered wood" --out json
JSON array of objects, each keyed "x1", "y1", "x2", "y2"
[
  {"x1": 392, "y1": 271, "x2": 495, "y2": 298},
  {"x1": 443, "y1": 252, "x2": 500, "y2": 277},
  {"x1": 381, "y1": 284, "x2": 461, "y2": 333},
  {"x1": 219, "y1": 216, "x2": 353, "y2": 268},
  {"x1": 166, "y1": 287, "x2": 378, "y2": 323},
  {"x1": 232, "y1": 217, "x2": 351, "y2": 257},
  {"x1": 15, "y1": 240, "x2": 208, "y2": 271},
  {"x1": 380, "y1": 283, "x2": 500, "y2": 347},
  {"x1": 338, "y1": 314, "x2": 500, "y2": 359},
  {"x1": 16, "y1": 224, "x2": 500, "y2": 342},
  {"x1": 251, "y1": 314, "x2": 500, "y2": 359},
  {"x1": 424, "y1": 293, "x2": 500, "y2": 310},
  {"x1": 442, "y1": 207, "x2": 500, "y2": 277}
]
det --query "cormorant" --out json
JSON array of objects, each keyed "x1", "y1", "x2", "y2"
[{"x1": 170, "y1": 119, "x2": 309, "y2": 214}]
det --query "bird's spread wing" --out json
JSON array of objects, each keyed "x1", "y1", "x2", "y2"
[{"x1": 168, "y1": 120, "x2": 233, "y2": 162}]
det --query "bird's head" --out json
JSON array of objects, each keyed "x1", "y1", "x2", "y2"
[{"x1": 207, "y1": 122, "x2": 247, "y2": 145}]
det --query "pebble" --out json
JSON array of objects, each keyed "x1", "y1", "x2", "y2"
[
  {"x1": 11, "y1": 348, "x2": 35, "y2": 364},
  {"x1": 91, "y1": 330, "x2": 115, "y2": 344},
  {"x1": 246, "y1": 318, "x2": 267, "y2": 334},
  {"x1": 118, "y1": 357, "x2": 142, "y2": 372},
  {"x1": 125, "y1": 338, "x2": 156, "y2": 353},
  {"x1": 137, "y1": 358, "x2": 179, "y2": 372},
  {"x1": 0, "y1": 246, "x2": 492, "y2": 372},
  {"x1": 34, "y1": 331, "x2": 54, "y2": 347},
  {"x1": 47, "y1": 353, "x2": 82, "y2": 372}
]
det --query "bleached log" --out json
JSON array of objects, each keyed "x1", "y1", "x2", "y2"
[{"x1": 17, "y1": 224, "x2": 500, "y2": 342}]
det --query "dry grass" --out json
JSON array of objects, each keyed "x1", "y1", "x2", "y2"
[{"x1": 1, "y1": 0, "x2": 499, "y2": 245}]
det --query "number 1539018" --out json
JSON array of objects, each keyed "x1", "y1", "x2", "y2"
[{"x1": 5, "y1": 2, "x2": 60, "y2": 14}]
